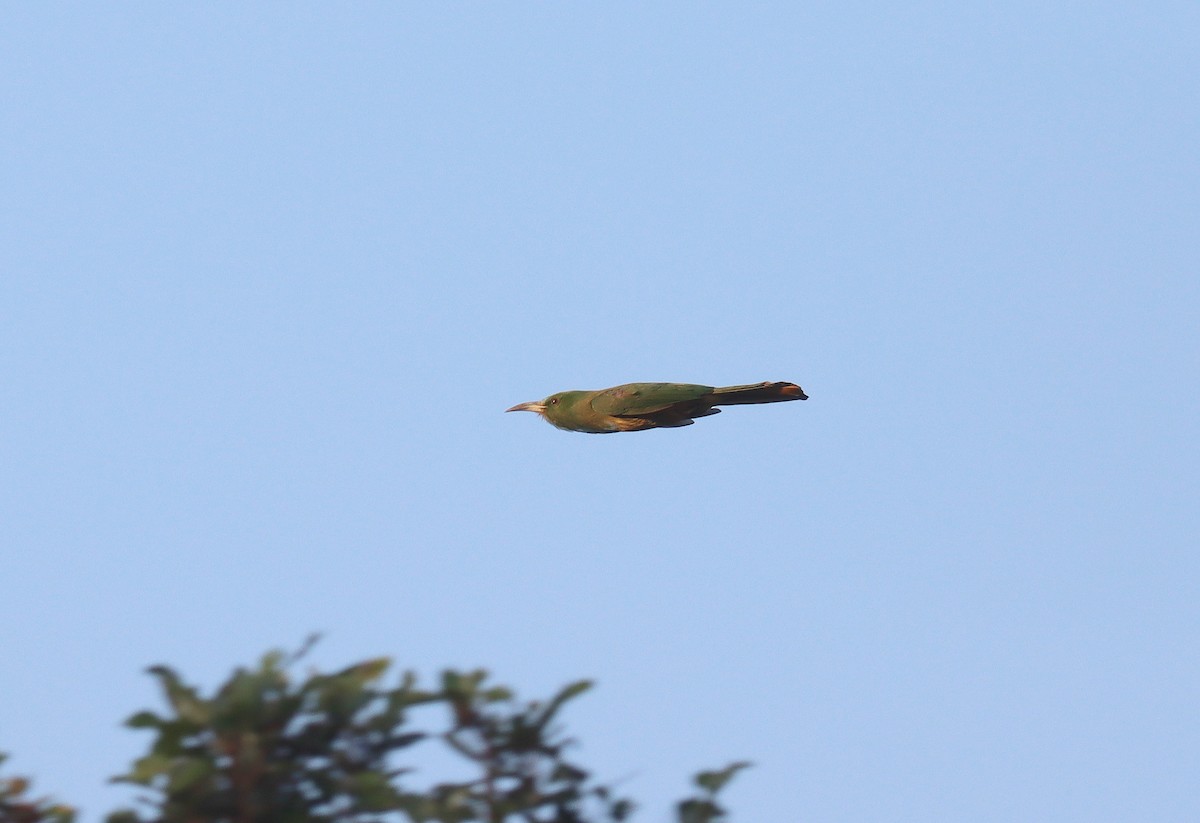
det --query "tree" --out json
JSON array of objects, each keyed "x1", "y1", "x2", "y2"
[
  {"x1": 99, "y1": 639, "x2": 746, "y2": 822},
  {"x1": 0, "y1": 754, "x2": 74, "y2": 823}
]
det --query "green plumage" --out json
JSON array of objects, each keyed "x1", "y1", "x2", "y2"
[
  {"x1": 590, "y1": 383, "x2": 714, "y2": 416},
  {"x1": 506, "y1": 381, "x2": 807, "y2": 434}
]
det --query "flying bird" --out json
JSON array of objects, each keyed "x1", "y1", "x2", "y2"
[{"x1": 506, "y1": 381, "x2": 807, "y2": 433}]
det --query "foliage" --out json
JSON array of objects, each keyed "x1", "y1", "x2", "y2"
[
  {"x1": 102, "y1": 640, "x2": 745, "y2": 822},
  {"x1": 4, "y1": 640, "x2": 747, "y2": 822},
  {"x1": 0, "y1": 754, "x2": 74, "y2": 823},
  {"x1": 105, "y1": 638, "x2": 436, "y2": 823},
  {"x1": 676, "y1": 762, "x2": 752, "y2": 823}
]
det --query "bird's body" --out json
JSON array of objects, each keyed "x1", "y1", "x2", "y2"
[{"x1": 506, "y1": 381, "x2": 807, "y2": 433}]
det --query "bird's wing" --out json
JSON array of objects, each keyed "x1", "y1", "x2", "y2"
[{"x1": 590, "y1": 383, "x2": 713, "y2": 416}]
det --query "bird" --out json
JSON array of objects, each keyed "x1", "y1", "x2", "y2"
[{"x1": 506, "y1": 381, "x2": 807, "y2": 433}]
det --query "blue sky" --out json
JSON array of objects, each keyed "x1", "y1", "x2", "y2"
[{"x1": 2, "y1": 3, "x2": 1197, "y2": 821}]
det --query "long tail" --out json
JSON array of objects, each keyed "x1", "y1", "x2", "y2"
[{"x1": 711, "y1": 381, "x2": 808, "y2": 404}]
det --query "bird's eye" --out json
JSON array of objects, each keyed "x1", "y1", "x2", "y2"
[{"x1": 550, "y1": 398, "x2": 558, "y2": 405}]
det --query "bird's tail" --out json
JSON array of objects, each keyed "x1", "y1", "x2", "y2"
[{"x1": 711, "y1": 381, "x2": 808, "y2": 404}]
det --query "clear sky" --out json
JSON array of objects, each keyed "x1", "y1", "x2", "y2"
[{"x1": 2, "y1": 4, "x2": 1197, "y2": 821}]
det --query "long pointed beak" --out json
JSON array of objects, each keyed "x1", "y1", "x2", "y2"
[{"x1": 506, "y1": 400, "x2": 546, "y2": 414}]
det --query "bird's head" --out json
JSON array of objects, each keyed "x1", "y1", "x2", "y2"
[{"x1": 506, "y1": 392, "x2": 569, "y2": 424}]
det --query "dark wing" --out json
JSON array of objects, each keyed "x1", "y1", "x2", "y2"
[{"x1": 589, "y1": 383, "x2": 715, "y2": 416}]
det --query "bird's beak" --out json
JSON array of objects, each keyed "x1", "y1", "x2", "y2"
[{"x1": 506, "y1": 400, "x2": 546, "y2": 414}]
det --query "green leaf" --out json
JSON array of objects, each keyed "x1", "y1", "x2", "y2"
[
  {"x1": 47, "y1": 804, "x2": 77, "y2": 823},
  {"x1": 536, "y1": 679, "x2": 592, "y2": 727},
  {"x1": 694, "y1": 760, "x2": 752, "y2": 795},
  {"x1": 168, "y1": 758, "x2": 213, "y2": 793},
  {"x1": 124, "y1": 710, "x2": 163, "y2": 729},
  {"x1": 346, "y1": 771, "x2": 399, "y2": 811},
  {"x1": 147, "y1": 666, "x2": 210, "y2": 725},
  {"x1": 550, "y1": 762, "x2": 588, "y2": 783},
  {"x1": 611, "y1": 798, "x2": 636, "y2": 821},
  {"x1": 117, "y1": 752, "x2": 173, "y2": 785},
  {"x1": 480, "y1": 685, "x2": 514, "y2": 702},
  {"x1": 678, "y1": 797, "x2": 723, "y2": 823},
  {"x1": 338, "y1": 657, "x2": 391, "y2": 683},
  {"x1": 442, "y1": 668, "x2": 488, "y2": 695}
]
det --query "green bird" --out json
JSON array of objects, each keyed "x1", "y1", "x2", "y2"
[{"x1": 506, "y1": 381, "x2": 808, "y2": 433}]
